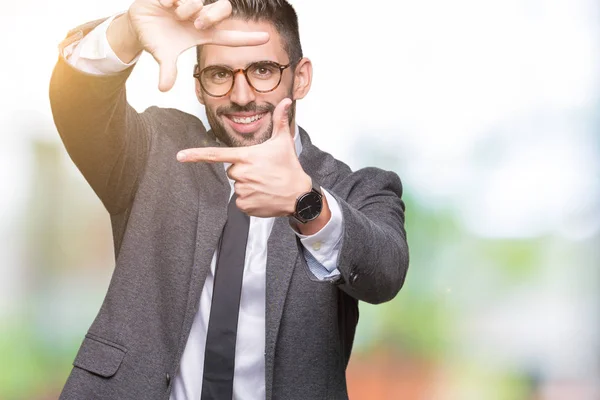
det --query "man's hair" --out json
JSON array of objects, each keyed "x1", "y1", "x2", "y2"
[{"x1": 197, "y1": 0, "x2": 303, "y2": 65}]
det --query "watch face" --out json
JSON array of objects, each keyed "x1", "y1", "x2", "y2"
[{"x1": 297, "y1": 192, "x2": 323, "y2": 221}]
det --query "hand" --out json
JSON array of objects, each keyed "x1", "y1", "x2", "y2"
[
  {"x1": 113, "y1": 0, "x2": 270, "y2": 91},
  {"x1": 176, "y1": 98, "x2": 312, "y2": 218}
]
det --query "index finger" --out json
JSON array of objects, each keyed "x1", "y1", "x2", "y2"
[{"x1": 177, "y1": 147, "x2": 248, "y2": 163}]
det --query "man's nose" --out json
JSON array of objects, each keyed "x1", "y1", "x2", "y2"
[{"x1": 229, "y1": 72, "x2": 256, "y2": 106}]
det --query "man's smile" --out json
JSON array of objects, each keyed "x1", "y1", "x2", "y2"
[{"x1": 223, "y1": 112, "x2": 268, "y2": 134}]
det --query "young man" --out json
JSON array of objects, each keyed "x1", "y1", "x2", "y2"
[{"x1": 50, "y1": 1, "x2": 409, "y2": 399}]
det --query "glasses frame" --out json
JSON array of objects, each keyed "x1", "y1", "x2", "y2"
[{"x1": 193, "y1": 61, "x2": 292, "y2": 98}]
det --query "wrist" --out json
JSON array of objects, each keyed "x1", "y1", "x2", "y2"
[
  {"x1": 289, "y1": 174, "x2": 326, "y2": 228},
  {"x1": 107, "y1": 13, "x2": 143, "y2": 64},
  {"x1": 297, "y1": 193, "x2": 331, "y2": 236}
]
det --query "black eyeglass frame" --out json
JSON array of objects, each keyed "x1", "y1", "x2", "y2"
[{"x1": 193, "y1": 61, "x2": 292, "y2": 98}]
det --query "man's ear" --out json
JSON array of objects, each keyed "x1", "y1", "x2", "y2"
[
  {"x1": 194, "y1": 64, "x2": 205, "y2": 105},
  {"x1": 292, "y1": 58, "x2": 312, "y2": 101}
]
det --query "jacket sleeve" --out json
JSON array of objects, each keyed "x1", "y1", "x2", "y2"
[
  {"x1": 49, "y1": 20, "x2": 152, "y2": 215},
  {"x1": 329, "y1": 167, "x2": 409, "y2": 304}
]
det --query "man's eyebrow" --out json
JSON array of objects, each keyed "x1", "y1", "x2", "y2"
[
  {"x1": 202, "y1": 63, "x2": 232, "y2": 69},
  {"x1": 202, "y1": 60, "x2": 280, "y2": 69}
]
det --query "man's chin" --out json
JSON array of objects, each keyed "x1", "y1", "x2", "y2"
[
  {"x1": 229, "y1": 131, "x2": 259, "y2": 147},
  {"x1": 221, "y1": 121, "x2": 272, "y2": 147}
]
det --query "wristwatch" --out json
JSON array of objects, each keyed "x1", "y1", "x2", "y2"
[{"x1": 291, "y1": 178, "x2": 323, "y2": 224}]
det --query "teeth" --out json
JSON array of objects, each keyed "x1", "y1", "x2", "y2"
[{"x1": 231, "y1": 113, "x2": 264, "y2": 124}]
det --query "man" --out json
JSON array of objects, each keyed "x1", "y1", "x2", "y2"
[{"x1": 49, "y1": 0, "x2": 409, "y2": 399}]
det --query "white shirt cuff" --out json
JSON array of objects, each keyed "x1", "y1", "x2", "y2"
[
  {"x1": 65, "y1": 13, "x2": 141, "y2": 75},
  {"x1": 295, "y1": 188, "x2": 343, "y2": 275}
]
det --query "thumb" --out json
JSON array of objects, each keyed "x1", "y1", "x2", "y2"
[
  {"x1": 156, "y1": 54, "x2": 178, "y2": 92},
  {"x1": 271, "y1": 98, "x2": 293, "y2": 139}
]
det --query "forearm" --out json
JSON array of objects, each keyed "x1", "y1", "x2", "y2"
[
  {"x1": 106, "y1": 13, "x2": 143, "y2": 64},
  {"x1": 50, "y1": 20, "x2": 150, "y2": 214}
]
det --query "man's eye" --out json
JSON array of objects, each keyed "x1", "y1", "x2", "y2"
[
  {"x1": 213, "y1": 71, "x2": 229, "y2": 79},
  {"x1": 251, "y1": 65, "x2": 275, "y2": 79}
]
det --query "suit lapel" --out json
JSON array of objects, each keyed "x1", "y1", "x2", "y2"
[
  {"x1": 264, "y1": 127, "x2": 329, "y2": 399},
  {"x1": 172, "y1": 131, "x2": 231, "y2": 377}
]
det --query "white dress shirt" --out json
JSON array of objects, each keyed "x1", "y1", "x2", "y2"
[{"x1": 64, "y1": 15, "x2": 344, "y2": 400}]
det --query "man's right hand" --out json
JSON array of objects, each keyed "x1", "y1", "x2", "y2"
[{"x1": 107, "y1": 0, "x2": 269, "y2": 92}]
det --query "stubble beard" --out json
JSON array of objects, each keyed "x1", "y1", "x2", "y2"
[{"x1": 205, "y1": 95, "x2": 297, "y2": 148}]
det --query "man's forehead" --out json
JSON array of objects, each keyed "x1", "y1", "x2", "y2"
[{"x1": 200, "y1": 18, "x2": 286, "y2": 67}]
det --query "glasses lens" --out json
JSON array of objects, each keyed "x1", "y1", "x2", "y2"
[
  {"x1": 246, "y1": 62, "x2": 283, "y2": 92},
  {"x1": 200, "y1": 66, "x2": 233, "y2": 96}
]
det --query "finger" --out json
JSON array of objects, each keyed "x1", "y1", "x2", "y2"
[
  {"x1": 159, "y1": 0, "x2": 177, "y2": 8},
  {"x1": 156, "y1": 54, "x2": 178, "y2": 92},
  {"x1": 233, "y1": 181, "x2": 248, "y2": 197},
  {"x1": 203, "y1": 29, "x2": 270, "y2": 47},
  {"x1": 226, "y1": 164, "x2": 242, "y2": 181},
  {"x1": 194, "y1": 0, "x2": 232, "y2": 29},
  {"x1": 228, "y1": 164, "x2": 252, "y2": 182},
  {"x1": 270, "y1": 98, "x2": 293, "y2": 139},
  {"x1": 177, "y1": 146, "x2": 248, "y2": 163},
  {"x1": 174, "y1": 0, "x2": 204, "y2": 21},
  {"x1": 235, "y1": 196, "x2": 247, "y2": 213}
]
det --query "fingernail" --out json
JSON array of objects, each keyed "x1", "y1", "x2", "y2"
[
  {"x1": 194, "y1": 19, "x2": 204, "y2": 30},
  {"x1": 177, "y1": 152, "x2": 187, "y2": 161}
]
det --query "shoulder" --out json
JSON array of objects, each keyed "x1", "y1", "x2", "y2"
[
  {"x1": 302, "y1": 136, "x2": 402, "y2": 198},
  {"x1": 143, "y1": 106, "x2": 203, "y2": 129},
  {"x1": 333, "y1": 164, "x2": 404, "y2": 202},
  {"x1": 142, "y1": 106, "x2": 217, "y2": 148}
]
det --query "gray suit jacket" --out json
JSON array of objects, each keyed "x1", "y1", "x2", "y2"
[{"x1": 49, "y1": 20, "x2": 409, "y2": 400}]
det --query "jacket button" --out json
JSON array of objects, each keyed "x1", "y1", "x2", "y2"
[
  {"x1": 349, "y1": 272, "x2": 359, "y2": 284},
  {"x1": 166, "y1": 372, "x2": 171, "y2": 386}
]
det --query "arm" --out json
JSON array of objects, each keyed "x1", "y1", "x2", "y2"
[
  {"x1": 330, "y1": 167, "x2": 409, "y2": 305},
  {"x1": 49, "y1": 16, "x2": 150, "y2": 215},
  {"x1": 50, "y1": 1, "x2": 269, "y2": 214}
]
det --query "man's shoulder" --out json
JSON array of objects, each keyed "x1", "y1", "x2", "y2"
[
  {"x1": 142, "y1": 106, "x2": 216, "y2": 147},
  {"x1": 299, "y1": 127, "x2": 352, "y2": 180},
  {"x1": 144, "y1": 106, "x2": 203, "y2": 127},
  {"x1": 301, "y1": 131, "x2": 399, "y2": 192}
]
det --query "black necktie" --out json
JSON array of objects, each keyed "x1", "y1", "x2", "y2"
[{"x1": 201, "y1": 193, "x2": 250, "y2": 400}]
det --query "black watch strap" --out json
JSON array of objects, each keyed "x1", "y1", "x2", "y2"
[{"x1": 311, "y1": 179, "x2": 322, "y2": 196}]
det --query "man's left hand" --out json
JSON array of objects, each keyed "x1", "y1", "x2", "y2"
[{"x1": 176, "y1": 98, "x2": 311, "y2": 218}]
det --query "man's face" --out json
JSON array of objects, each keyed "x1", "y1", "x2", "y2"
[{"x1": 196, "y1": 19, "x2": 298, "y2": 147}]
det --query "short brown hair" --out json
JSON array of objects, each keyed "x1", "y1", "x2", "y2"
[{"x1": 197, "y1": 0, "x2": 303, "y2": 65}]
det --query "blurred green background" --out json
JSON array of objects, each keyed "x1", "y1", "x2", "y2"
[{"x1": 1, "y1": 0, "x2": 599, "y2": 399}]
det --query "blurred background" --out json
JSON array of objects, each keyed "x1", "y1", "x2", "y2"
[{"x1": 1, "y1": 0, "x2": 599, "y2": 399}]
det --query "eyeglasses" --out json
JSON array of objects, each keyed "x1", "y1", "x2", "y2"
[{"x1": 193, "y1": 61, "x2": 292, "y2": 98}]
